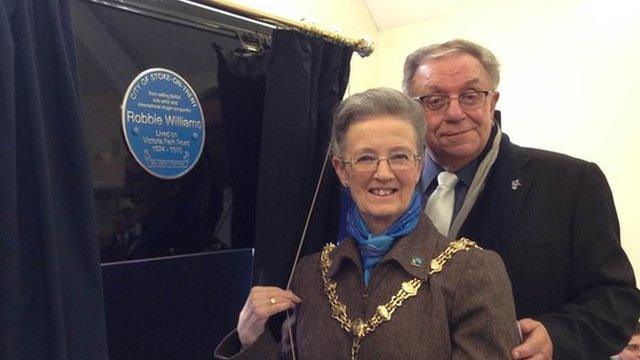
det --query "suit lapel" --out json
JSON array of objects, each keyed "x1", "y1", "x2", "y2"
[{"x1": 458, "y1": 134, "x2": 532, "y2": 254}]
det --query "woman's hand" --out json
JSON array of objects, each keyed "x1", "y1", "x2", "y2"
[{"x1": 237, "y1": 286, "x2": 302, "y2": 348}]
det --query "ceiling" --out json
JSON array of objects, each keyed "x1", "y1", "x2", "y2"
[{"x1": 363, "y1": 0, "x2": 509, "y2": 30}]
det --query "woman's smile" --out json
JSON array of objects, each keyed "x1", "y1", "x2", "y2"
[{"x1": 368, "y1": 188, "x2": 398, "y2": 197}]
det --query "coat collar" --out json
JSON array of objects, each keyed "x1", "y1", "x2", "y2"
[{"x1": 326, "y1": 215, "x2": 446, "y2": 281}]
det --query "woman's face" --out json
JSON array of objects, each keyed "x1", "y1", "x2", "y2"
[{"x1": 333, "y1": 116, "x2": 422, "y2": 234}]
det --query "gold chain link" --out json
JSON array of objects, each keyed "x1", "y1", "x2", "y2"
[{"x1": 320, "y1": 238, "x2": 480, "y2": 360}]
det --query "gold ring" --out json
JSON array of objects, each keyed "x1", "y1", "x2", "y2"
[{"x1": 269, "y1": 296, "x2": 276, "y2": 305}]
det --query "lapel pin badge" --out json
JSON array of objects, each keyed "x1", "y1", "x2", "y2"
[
  {"x1": 410, "y1": 256, "x2": 424, "y2": 267},
  {"x1": 511, "y1": 179, "x2": 522, "y2": 190}
]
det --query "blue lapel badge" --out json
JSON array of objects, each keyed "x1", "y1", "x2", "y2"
[{"x1": 411, "y1": 257, "x2": 424, "y2": 267}]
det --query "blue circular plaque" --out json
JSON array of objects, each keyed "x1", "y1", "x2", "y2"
[{"x1": 121, "y1": 68, "x2": 205, "y2": 179}]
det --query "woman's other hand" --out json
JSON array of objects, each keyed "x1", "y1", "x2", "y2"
[{"x1": 237, "y1": 286, "x2": 302, "y2": 347}]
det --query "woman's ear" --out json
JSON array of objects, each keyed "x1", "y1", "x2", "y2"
[
  {"x1": 332, "y1": 157, "x2": 349, "y2": 187},
  {"x1": 416, "y1": 156, "x2": 424, "y2": 185}
]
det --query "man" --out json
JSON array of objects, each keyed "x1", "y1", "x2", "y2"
[
  {"x1": 613, "y1": 322, "x2": 640, "y2": 359},
  {"x1": 403, "y1": 39, "x2": 640, "y2": 359}
]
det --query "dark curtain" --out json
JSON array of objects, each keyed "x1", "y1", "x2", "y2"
[
  {"x1": 254, "y1": 30, "x2": 353, "y2": 289},
  {"x1": 0, "y1": 0, "x2": 108, "y2": 359},
  {"x1": 214, "y1": 45, "x2": 269, "y2": 250}
]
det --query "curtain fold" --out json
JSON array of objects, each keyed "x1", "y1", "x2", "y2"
[
  {"x1": 214, "y1": 46, "x2": 269, "y2": 250},
  {"x1": 301, "y1": 41, "x2": 353, "y2": 257},
  {"x1": 0, "y1": 0, "x2": 108, "y2": 358},
  {"x1": 213, "y1": 28, "x2": 352, "y2": 345},
  {"x1": 254, "y1": 30, "x2": 353, "y2": 289}
]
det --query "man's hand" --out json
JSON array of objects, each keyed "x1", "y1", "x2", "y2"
[{"x1": 511, "y1": 318, "x2": 553, "y2": 359}]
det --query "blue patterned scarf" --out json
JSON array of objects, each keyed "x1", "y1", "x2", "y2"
[{"x1": 346, "y1": 191, "x2": 422, "y2": 286}]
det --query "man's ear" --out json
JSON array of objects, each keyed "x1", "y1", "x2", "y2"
[
  {"x1": 490, "y1": 91, "x2": 500, "y2": 112},
  {"x1": 332, "y1": 157, "x2": 348, "y2": 187}
]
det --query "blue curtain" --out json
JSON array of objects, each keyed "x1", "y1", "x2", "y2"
[{"x1": 0, "y1": 0, "x2": 108, "y2": 358}]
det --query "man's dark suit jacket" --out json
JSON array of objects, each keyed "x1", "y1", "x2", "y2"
[{"x1": 459, "y1": 132, "x2": 640, "y2": 359}]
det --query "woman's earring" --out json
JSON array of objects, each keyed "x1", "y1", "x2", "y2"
[{"x1": 343, "y1": 182, "x2": 349, "y2": 188}]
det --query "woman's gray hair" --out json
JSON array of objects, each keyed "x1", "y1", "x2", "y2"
[
  {"x1": 402, "y1": 39, "x2": 501, "y2": 95},
  {"x1": 331, "y1": 87, "x2": 426, "y2": 157}
]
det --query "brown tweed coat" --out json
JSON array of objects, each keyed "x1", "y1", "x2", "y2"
[{"x1": 215, "y1": 215, "x2": 521, "y2": 359}]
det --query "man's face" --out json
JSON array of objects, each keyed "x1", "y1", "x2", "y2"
[
  {"x1": 410, "y1": 53, "x2": 499, "y2": 171},
  {"x1": 617, "y1": 334, "x2": 640, "y2": 359}
]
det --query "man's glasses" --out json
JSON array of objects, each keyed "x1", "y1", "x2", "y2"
[
  {"x1": 414, "y1": 90, "x2": 492, "y2": 112},
  {"x1": 342, "y1": 153, "x2": 421, "y2": 173}
]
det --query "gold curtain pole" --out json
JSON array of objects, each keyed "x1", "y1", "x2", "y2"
[{"x1": 192, "y1": 0, "x2": 374, "y2": 57}]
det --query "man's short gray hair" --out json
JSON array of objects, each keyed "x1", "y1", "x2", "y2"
[
  {"x1": 402, "y1": 39, "x2": 500, "y2": 96},
  {"x1": 331, "y1": 87, "x2": 426, "y2": 157}
]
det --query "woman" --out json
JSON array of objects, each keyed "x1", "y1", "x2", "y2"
[{"x1": 215, "y1": 88, "x2": 520, "y2": 359}]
